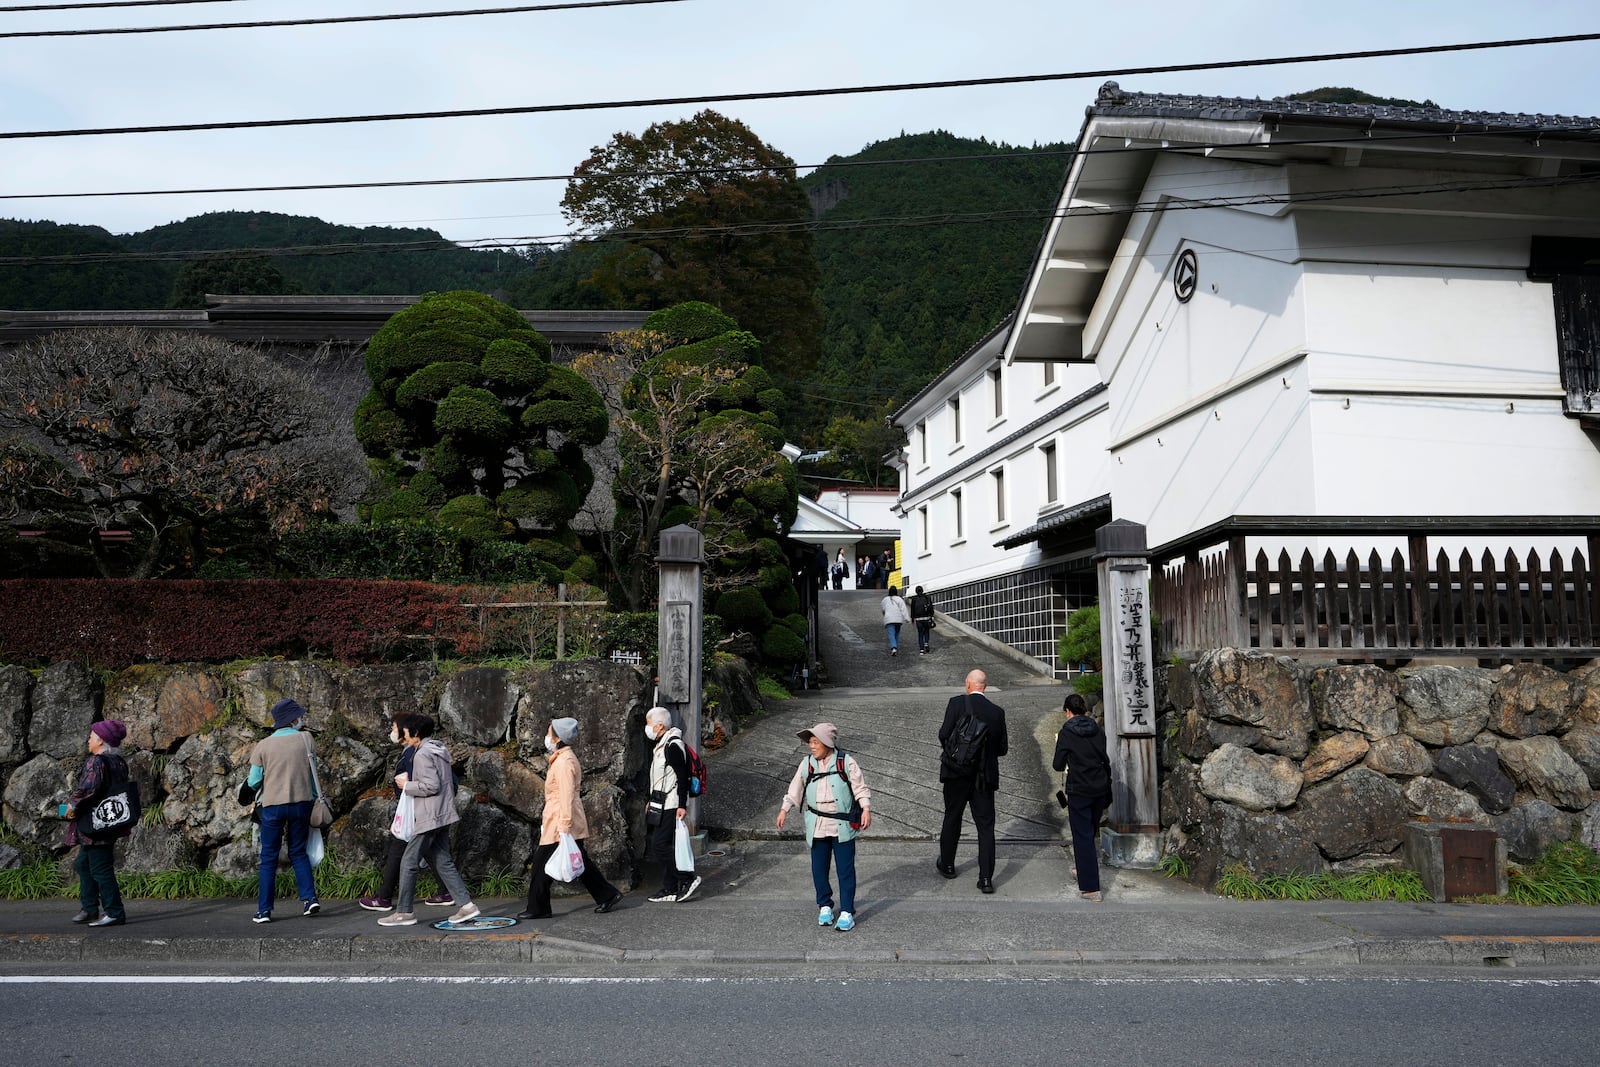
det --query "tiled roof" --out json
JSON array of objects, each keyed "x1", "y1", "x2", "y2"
[
  {"x1": 1089, "y1": 80, "x2": 1600, "y2": 133},
  {"x1": 994, "y1": 493, "x2": 1112, "y2": 550}
]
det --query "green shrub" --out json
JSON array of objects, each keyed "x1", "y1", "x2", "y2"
[
  {"x1": 716, "y1": 587, "x2": 772, "y2": 631},
  {"x1": 1509, "y1": 841, "x2": 1600, "y2": 905},
  {"x1": 761, "y1": 622, "x2": 807, "y2": 663},
  {"x1": 436, "y1": 494, "x2": 511, "y2": 542},
  {"x1": 1058, "y1": 605, "x2": 1102, "y2": 670}
]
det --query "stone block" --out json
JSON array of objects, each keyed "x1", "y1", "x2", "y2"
[
  {"x1": 1193, "y1": 648, "x2": 1313, "y2": 757},
  {"x1": 27, "y1": 661, "x2": 101, "y2": 759},
  {"x1": 1403, "y1": 821, "x2": 1507, "y2": 901},
  {"x1": 1398, "y1": 666, "x2": 1494, "y2": 746}
]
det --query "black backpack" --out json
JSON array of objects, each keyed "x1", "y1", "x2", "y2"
[
  {"x1": 941, "y1": 697, "x2": 990, "y2": 780},
  {"x1": 910, "y1": 593, "x2": 933, "y2": 618}
]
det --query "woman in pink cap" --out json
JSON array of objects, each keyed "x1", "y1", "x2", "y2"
[
  {"x1": 776, "y1": 722, "x2": 873, "y2": 932},
  {"x1": 65, "y1": 719, "x2": 132, "y2": 927}
]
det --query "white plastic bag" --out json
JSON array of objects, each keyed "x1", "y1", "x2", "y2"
[
  {"x1": 544, "y1": 831, "x2": 585, "y2": 882},
  {"x1": 391, "y1": 792, "x2": 417, "y2": 842},
  {"x1": 306, "y1": 827, "x2": 325, "y2": 868},
  {"x1": 673, "y1": 817, "x2": 695, "y2": 872}
]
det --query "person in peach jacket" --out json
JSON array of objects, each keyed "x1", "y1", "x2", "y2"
[{"x1": 519, "y1": 716, "x2": 623, "y2": 920}]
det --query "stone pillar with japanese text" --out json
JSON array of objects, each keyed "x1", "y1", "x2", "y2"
[
  {"x1": 1095, "y1": 519, "x2": 1160, "y2": 869},
  {"x1": 656, "y1": 524, "x2": 705, "y2": 852}
]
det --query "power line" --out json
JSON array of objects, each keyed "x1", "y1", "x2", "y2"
[
  {"x1": 6, "y1": 31, "x2": 1600, "y2": 140},
  {"x1": 0, "y1": 1, "x2": 250, "y2": 10},
  {"x1": 5, "y1": 167, "x2": 1596, "y2": 268},
  {"x1": 0, "y1": 0, "x2": 688, "y2": 39}
]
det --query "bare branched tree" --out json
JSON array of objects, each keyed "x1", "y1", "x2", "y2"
[{"x1": 0, "y1": 328, "x2": 366, "y2": 577}]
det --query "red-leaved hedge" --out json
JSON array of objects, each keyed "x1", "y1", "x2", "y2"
[{"x1": 0, "y1": 580, "x2": 477, "y2": 668}]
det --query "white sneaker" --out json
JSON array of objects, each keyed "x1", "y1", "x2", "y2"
[
  {"x1": 677, "y1": 875, "x2": 703, "y2": 903},
  {"x1": 835, "y1": 911, "x2": 856, "y2": 932},
  {"x1": 447, "y1": 903, "x2": 481, "y2": 924},
  {"x1": 818, "y1": 905, "x2": 834, "y2": 926},
  {"x1": 378, "y1": 912, "x2": 417, "y2": 927}
]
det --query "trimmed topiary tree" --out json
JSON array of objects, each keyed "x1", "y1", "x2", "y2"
[{"x1": 355, "y1": 290, "x2": 607, "y2": 579}]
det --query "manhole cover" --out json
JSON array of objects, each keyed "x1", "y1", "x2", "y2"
[
  {"x1": 708, "y1": 849, "x2": 727, "y2": 857},
  {"x1": 752, "y1": 759, "x2": 770, "y2": 767},
  {"x1": 433, "y1": 915, "x2": 519, "y2": 931}
]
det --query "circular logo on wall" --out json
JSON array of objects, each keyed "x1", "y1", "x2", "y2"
[{"x1": 1174, "y1": 248, "x2": 1199, "y2": 303}]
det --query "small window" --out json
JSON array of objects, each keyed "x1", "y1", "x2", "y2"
[
  {"x1": 917, "y1": 421, "x2": 927, "y2": 466},
  {"x1": 1042, "y1": 442, "x2": 1058, "y2": 504},
  {"x1": 949, "y1": 396, "x2": 962, "y2": 445},
  {"x1": 952, "y1": 488, "x2": 964, "y2": 540},
  {"x1": 992, "y1": 468, "x2": 1006, "y2": 523},
  {"x1": 1042, "y1": 362, "x2": 1056, "y2": 387},
  {"x1": 918, "y1": 506, "x2": 929, "y2": 552},
  {"x1": 989, "y1": 367, "x2": 1004, "y2": 420}
]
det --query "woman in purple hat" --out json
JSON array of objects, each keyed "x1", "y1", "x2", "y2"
[{"x1": 65, "y1": 719, "x2": 131, "y2": 927}]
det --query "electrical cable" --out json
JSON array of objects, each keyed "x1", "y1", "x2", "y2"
[
  {"x1": 0, "y1": 0, "x2": 688, "y2": 39},
  {"x1": 0, "y1": 1, "x2": 250, "y2": 11},
  {"x1": 5, "y1": 31, "x2": 1600, "y2": 140},
  {"x1": 6, "y1": 167, "x2": 1596, "y2": 267}
]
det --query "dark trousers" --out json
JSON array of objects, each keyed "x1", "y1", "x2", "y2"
[
  {"x1": 257, "y1": 800, "x2": 315, "y2": 915},
  {"x1": 646, "y1": 817, "x2": 694, "y2": 895},
  {"x1": 76, "y1": 842, "x2": 122, "y2": 919},
  {"x1": 1067, "y1": 793, "x2": 1112, "y2": 893},
  {"x1": 527, "y1": 838, "x2": 619, "y2": 916},
  {"x1": 938, "y1": 777, "x2": 997, "y2": 880},
  {"x1": 376, "y1": 833, "x2": 442, "y2": 900},
  {"x1": 915, "y1": 619, "x2": 932, "y2": 651},
  {"x1": 810, "y1": 836, "x2": 857, "y2": 913}
]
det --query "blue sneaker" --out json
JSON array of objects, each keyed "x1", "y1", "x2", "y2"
[
  {"x1": 818, "y1": 906, "x2": 834, "y2": 926},
  {"x1": 835, "y1": 911, "x2": 856, "y2": 932}
]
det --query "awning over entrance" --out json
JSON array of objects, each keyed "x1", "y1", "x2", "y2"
[{"x1": 994, "y1": 493, "x2": 1112, "y2": 550}]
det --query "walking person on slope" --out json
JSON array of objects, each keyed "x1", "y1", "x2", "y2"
[
  {"x1": 909, "y1": 585, "x2": 936, "y2": 654},
  {"x1": 880, "y1": 584, "x2": 912, "y2": 656},
  {"x1": 776, "y1": 722, "x2": 873, "y2": 931},
  {"x1": 1053, "y1": 693, "x2": 1114, "y2": 902},
  {"x1": 936, "y1": 669, "x2": 1008, "y2": 893}
]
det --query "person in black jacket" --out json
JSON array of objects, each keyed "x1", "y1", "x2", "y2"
[
  {"x1": 1052, "y1": 693, "x2": 1114, "y2": 902},
  {"x1": 909, "y1": 585, "x2": 935, "y2": 654},
  {"x1": 936, "y1": 669, "x2": 1008, "y2": 893}
]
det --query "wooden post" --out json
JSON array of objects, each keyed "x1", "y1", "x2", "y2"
[
  {"x1": 657, "y1": 525, "x2": 706, "y2": 852},
  {"x1": 1408, "y1": 535, "x2": 1430, "y2": 649},
  {"x1": 556, "y1": 582, "x2": 567, "y2": 660},
  {"x1": 1095, "y1": 520, "x2": 1159, "y2": 870},
  {"x1": 1226, "y1": 535, "x2": 1249, "y2": 649}
]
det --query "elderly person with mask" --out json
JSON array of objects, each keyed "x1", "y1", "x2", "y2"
[
  {"x1": 245, "y1": 698, "x2": 322, "y2": 924},
  {"x1": 642, "y1": 706, "x2": 702, "y2": 904},
  {"x1": 378, "y1": 713, "x2": 479, "y2": 928},
  {"x1": 776, "y1": 722, "x2": 873, "y2": 932},
  {"x1": 519, "y1": 717, "x2": 624, "y2": 920},
  {"x1": 65, "y1": 719, "x2": 132, "y2": 927}
]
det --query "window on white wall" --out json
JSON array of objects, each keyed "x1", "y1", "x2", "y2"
[
  {"x1": 1042, "y1": 362, "x2": 1056, "y2": 387},
  {"x1": 918, "y1": 506, "x2": 929, "y2": 553},
  {"x1": 992, "y1": 468, "x2": 1006, "y2": 524},
  {"x1": 916, "y1": 421, "x2": 927, "y2": 466},
  {"x1": 949, "y1": 396, "x2": 962, "y2": 446},
  {"x1": 951, "y1": 488, "x2": 964, "y2": 541},
  {"x1": 989, "y1": 367, "x2": 1004, "y2": 420},
  {"x1": 1042, "y1": 442, "x2": 1058, "y2": 504}
]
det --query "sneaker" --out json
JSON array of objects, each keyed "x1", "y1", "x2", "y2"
[
  {"x1": 302, "y1": 899, "x2": 320, "y2": 917},
  {"x1": 676, "y1": 875, "x2": 703, "y2": 903},
  {"x1": 447, "y1": 903, "x2": 481, "y2": 924},
  {"x1": 835, "y1": 911, "x2": 856, "y2": 932},
  {"x1": 818, "y1": 905, "x2": 834, "y2": 927},
  {"x1": 890, "y1": 648, "x2": 898, "y2": 657},
  {"x1": 251, "y1": 911, "x2": 272, "y2": 924},
  {"x1": 647, "y1": 891, "x2": 678, "y2": 903},
  {"x1": 377, "y1": 912, "x2": 418, "y2": 927},
  {"x1": 421, "y1": 893, "x2": 455, "y2": 906},
  {"x1": 358, "y1": 896, "x2": 394, "y2": 912}
]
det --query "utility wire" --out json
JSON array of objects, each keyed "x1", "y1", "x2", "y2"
[
  {"x1": 0, "y1": 0, "x2": 688, "y2": 39},
  {"x1": 6, "y1": 168, "x2": 1595, "y2": 267},
  {"x1": 0, "y1": 1, "x2": 249, "y2": 10},
  {"x1": 5, "y1": 31, "x2": 1600, "y2": 140},
  {"x1": 6, "y1": 122, "x2": 1594, "y2": 203}
]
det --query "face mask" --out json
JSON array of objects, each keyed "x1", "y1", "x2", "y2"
[
  {"x1": 644, "y1": 725, "x2": 658, "y2": 743},
  {"x1": 544, "y1": 735, "x2": 557, "y2": 753},
  {"x1": 388, "y1": 728, "x2": 399, "y2": 744}
]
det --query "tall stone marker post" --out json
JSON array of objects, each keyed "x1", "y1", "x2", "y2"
[
  {"x1": 656, "y1": 524, "x2": 705, "y2": 851},
  {"x1": 1095, "y1": 519, "x2": 1160, "y2": 868}
]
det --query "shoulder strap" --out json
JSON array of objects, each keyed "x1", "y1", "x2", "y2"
[{"x1": 303, "y1": 731, "x2": 322, "y2": 799}]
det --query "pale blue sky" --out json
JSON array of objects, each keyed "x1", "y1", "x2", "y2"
[{"x1": 2, "y1": 0, "x2": 1597, "y2": 246}]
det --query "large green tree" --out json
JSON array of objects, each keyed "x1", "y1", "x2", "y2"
[
  {"x1": 575, "y1": 301, "x2": 802, "y2": 662},
  {"x1": 562, "y1": 111, "x2": 824, "y2": 431},
  {"x1": 168, "y1": 255, "x2": 300, "y2": 309},
  {"x1": 0, "y1": 328, "x2": 358, "y2": 577},
  {"x1": 354, "y1": 290, "x2": 608, "y2": 571}
]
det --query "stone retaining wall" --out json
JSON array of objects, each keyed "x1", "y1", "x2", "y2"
[
  {"x1": 0, "y1": 657, "x2": 744, "y2": 888},
  {"x1": 1159, "y1": 650, "x2": 1600, "y2": 885}
]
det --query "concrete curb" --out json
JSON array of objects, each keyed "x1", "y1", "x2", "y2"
[{"x1": 6, "y1": 933, "x2": 1597, "y2": 968}]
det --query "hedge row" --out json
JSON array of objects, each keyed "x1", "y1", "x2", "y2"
[{"x1": 0, "y1": 580, "x2": 475, "y2": 668}]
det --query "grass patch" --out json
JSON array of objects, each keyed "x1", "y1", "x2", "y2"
[
  {"x1": 1215, "y1": 864, "x2": 1432, "y2": 903},
  {"x1": 1158, "y1": 853, "x2": 1190, "y2": 880},
  {"x1": 1508, "y1": 841, "x2": 1600, "y2": 905},
  {"x1": 755, "y1": 675, "x2": 791, "y2": 702}
]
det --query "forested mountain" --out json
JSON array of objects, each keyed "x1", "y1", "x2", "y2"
[
  {"x1": 800, "y1": 131, "x2": 1072, "y2": 412},
  {"x1": 0, "y1": 219, "x2": 172, "y2": 309}
]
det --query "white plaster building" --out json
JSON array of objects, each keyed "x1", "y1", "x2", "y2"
[{"x1": 895, "y1": 84, "x2": 1600, "y2": 670}]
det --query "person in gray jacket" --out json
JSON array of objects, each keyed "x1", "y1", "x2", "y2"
[{"x1": 378, "y1": 713, "x2": 480, "y2": 927}]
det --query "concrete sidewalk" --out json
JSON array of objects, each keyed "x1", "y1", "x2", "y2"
[{"x1": 4, "y1": 840, "x2": 1596, "y2": 969}]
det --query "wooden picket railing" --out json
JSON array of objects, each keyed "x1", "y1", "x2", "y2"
[{"x1": 1151, "y1": 520, "x2": 1600, "y2": 660}]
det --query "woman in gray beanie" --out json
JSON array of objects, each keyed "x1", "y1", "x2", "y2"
[
  {"x1": 65, "y1": 719, "x2": 132, "y2": 927},
  {"x1": 519, "y1": 717, "x2": 623, "y2": 920}
]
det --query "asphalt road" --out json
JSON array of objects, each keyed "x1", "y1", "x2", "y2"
[{"x1": 3, "y1": 973, "x2": 1595, "y2": 1065}]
